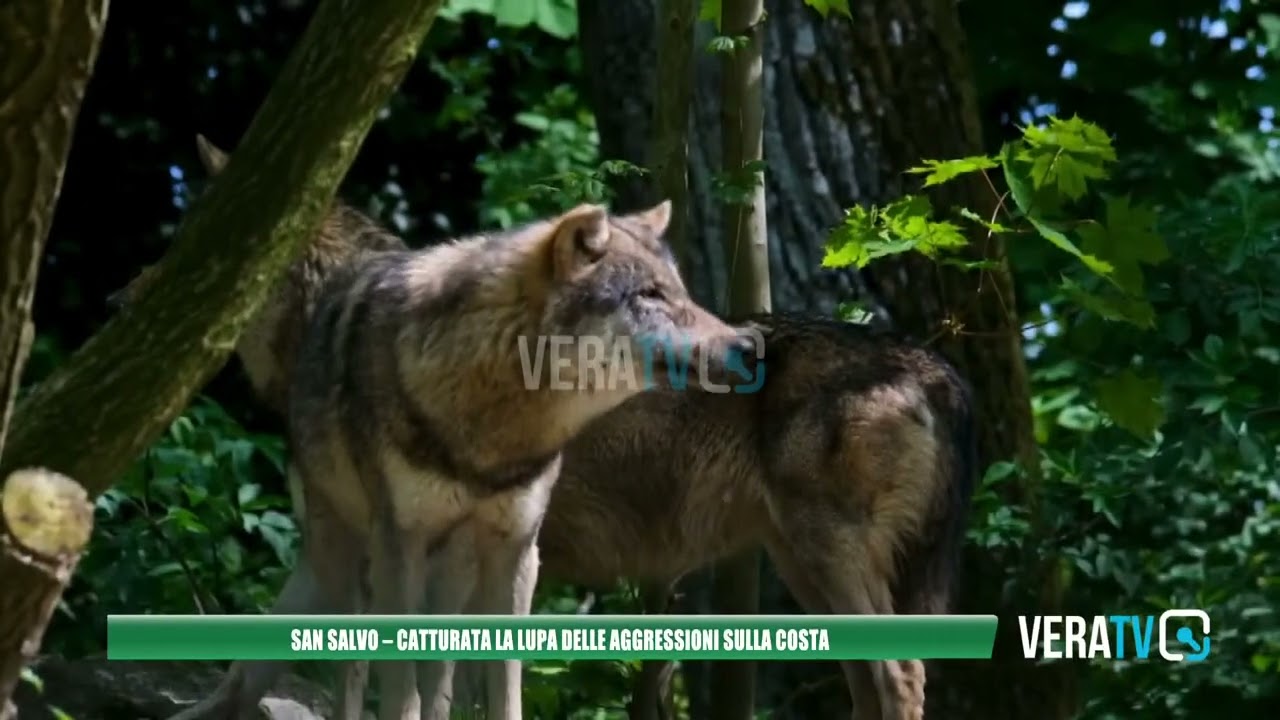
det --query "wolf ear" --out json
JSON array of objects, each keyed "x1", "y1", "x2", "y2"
[
  {"x1": 625, "y1": 199, "x2": 672, "y2": 236},
  {"x1": 195, "y1": 134, "x2": 230, "y2": 176},
  {"x1": 550, "y1": 204, "x2": 611, "y2": 281}
]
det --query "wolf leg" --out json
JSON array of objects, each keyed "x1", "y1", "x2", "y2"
[
  {"x1": 769, "y1": 515, "x2": 923, "y2": 720},
  {"x1": 416, "y1": 525, "x2": 479, "y2": 720},
  {"x1": 627, "y1": 582, "x2": 676, "y2": 720},
  {"x1": 304, "y1": 491, "x2": 370, "y2": 720},
  {"x1": 470, "y1": 529, "x2": 540, "y2": 720},
  {"x1": 766, "y1": 537, "x2": 883, "y2": 720},
  {"x1": 368, "y1": 514, "x2": 430, "y2": 720}
]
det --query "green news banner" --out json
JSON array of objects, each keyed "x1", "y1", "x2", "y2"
[{"x1": 107, "y1": 615, "x2": 997, "y2": 661}]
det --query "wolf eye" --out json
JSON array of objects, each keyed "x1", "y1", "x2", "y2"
[{"x1": 639, "y1": 287, "x2": 664, "y2": 300}]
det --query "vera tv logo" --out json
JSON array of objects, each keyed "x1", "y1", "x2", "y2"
[{"x1": 1019, "y1": 610, "x2": 1211, "y2": 662}]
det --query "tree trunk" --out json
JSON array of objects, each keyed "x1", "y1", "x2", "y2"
[
  {"x1": 578, "y1": 0, "x2": 1064, "y2": 718},
  {"x1": 708, "y1": 2, "x2": 769, "y2": 719},
  {"x1": 647, "y1": 0, "x2": 699, "y2": 269},
  {"x1": 0, "y1": 469, "x2": 93, "y2": 717},
  {"x1": 0, "y1": 0, "x2": 110, "y2": 461},
  {"x1": 0, "y1": 0, "x2": 447, "y2": 498},
  {"x1": 578, "y1": 0, "x2": 876, "y2": 318},
  {"x1": 627, "y1": 7, "x2": 698, "y2": 719}
]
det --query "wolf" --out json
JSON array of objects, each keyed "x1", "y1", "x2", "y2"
[
  {"x1": 285, "y1": 198, "x2": 755, "y2": 720},
  {"x1": 144, "y1": 139, "x2": 754, "y2": 720},
  {"x1": 147, "y1": 142, "x2": 974, "y2": 720}
]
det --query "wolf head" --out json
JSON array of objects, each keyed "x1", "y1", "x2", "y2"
[{"x1": 531, "y1": 202, "x2": 759, "y2": 395}]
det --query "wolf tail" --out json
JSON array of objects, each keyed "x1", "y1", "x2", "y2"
[{"x1": 893, "y1": 368, "x2": 978, "y2": 615}]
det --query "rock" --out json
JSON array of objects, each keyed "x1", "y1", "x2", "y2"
[{"x1": 11, "y1": 655, "x2": 333, "y2": 719}]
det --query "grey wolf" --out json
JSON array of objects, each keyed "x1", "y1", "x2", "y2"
[
  {"x1": 148, "y1": 138, "x2": 752, "y2": 720},
  {"x1": 284, "y1": 197, "x2": 749, "y2": 720}
]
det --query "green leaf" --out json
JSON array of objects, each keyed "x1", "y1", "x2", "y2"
[
  {"x1": 1188, "y1": 394, "x2": 1227, "y2": 415},
  {"x1": 1095, "y1": 369, "x2": 1165, "y2": 439},
  {"x1": 1027, "y1": 216, "x2": 1114, "y2": 276},
  {"x1": 1016, "y1": 116, "x2": 1116, "y2": 201},
  {"x1": 822, "y1": 195, "x2": 969, "y2": 269},
  {"x1": 801, "y1": 0, "x2": 850, "y2": 17},
  {"x1": 1259, "y1": 14, "x2": 1280, "y2": 54},
  {"x1": 699, "y1": 0, "x2": 722, "y2": 28},
  {"x1": 491, "y1": 0, "x2": 536, "y2": 27},
  {"x1": 1077, "y1": 196, "x2": 1167, "y2": 293},
  {"x1": 1059, "y1": 277, "x2": 1155, "y2": 328},
  {"x1": 1102, "y1": 196, "x2": 1167, "y2": 264},
  {"x1": 1022, "y1": 115, "x2": 1117, "y2": 163},
  {"x1": 534, "y1": 0, "x2": 577, "y2": 38},
  {"x1": 835, "y1": 301, "x2": 876, "y2": 325},
  {"x1": 1000, "y1": 142, "x2": 1036, "y2": 216},
  {"x1": 906, "y1": 155, "x2": 999, "y2": 188},
  {"x1": 958, "y1": 207, "x2": 1011, "y2": 234},
  {"x1": 441, "y1": 0, "x2": 577, "y2": 38},
  {"x1": 21, "y1": 667, "x2": 43, "y2": 693}
]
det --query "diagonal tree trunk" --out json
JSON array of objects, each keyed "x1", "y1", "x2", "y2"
[
  {"x1": 0, "y1": 0, "x2": 447, "y2": 497},
  {"x1": 578, "y1": 0, "x2": 1064, "y2": 718}
]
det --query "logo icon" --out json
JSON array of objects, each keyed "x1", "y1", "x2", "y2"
[{"x1": 1158, "y1": 609, "x2": 1211, "y2": 662}]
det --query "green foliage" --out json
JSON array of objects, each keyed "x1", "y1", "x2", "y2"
[
  {"x1": 474, "y1": 83, "x2": 647, "y2": 227},
  {"x1": 823, "y1": 115, "x2": 1174, "y2": 438},
  {"x1": 440, "y1": 0, "x2": 577, "y2": 39},
  {"x1": 980, "y1": 163, "x2": 1280, "y2": 719},
  {"x1": 822, "y1": 196, "x2": 967, "y2": 269},
  {"x1": 800, "y1": 0, "x2": 851, "y2": 19},
  {"x1": 47, "y1": 399, "x2": 296, "y2": 657}
]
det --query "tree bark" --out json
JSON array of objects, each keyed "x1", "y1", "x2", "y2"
[
  {"x1": 648, "y1": 0, "x2": 699, "y2": 269},
  {"x1": 0, "y1": 0, "x2": 446, "y2": 498},
  {"x1": 578, "y1": 0, "x2": 876, "y2": 318},
  {"x1": 0, "y1": 469, "x2": 93, "y2": 717},
  {"x1": 628, "y1": 7, "x2": 699, "y2": 718},
  {"x1": 579, "y1": 0, "x2": 1062, "y2": 718},
  {"x1": 0, "y1": 0, "x2": 110, "y2": 461},
  {"x1": 708, "y1": 2, "x2": 769, "y2": 719}
]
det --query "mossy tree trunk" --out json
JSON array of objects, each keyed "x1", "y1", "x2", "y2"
[{"x1": 578, "y1": 0, "x2": 1066, "y2": 717}]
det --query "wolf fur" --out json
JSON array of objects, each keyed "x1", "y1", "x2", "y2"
[
  {"x1": 149, "y1": 141, "x2": 974, "y2": 720},
  {"x1": 153, "y1": 139, "x2": 750, "y2": 720},
  {"x1": 289, "y1": 199, "x2": 751, "y2": 720}
]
